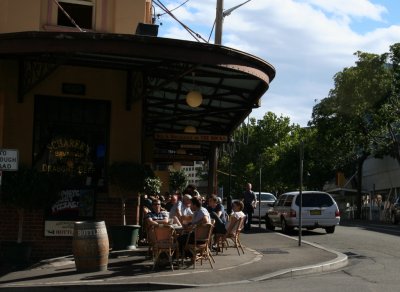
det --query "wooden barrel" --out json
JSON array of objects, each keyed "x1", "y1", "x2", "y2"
[{"x1": 72, "y1": 221, "x2": 109, "y2": 272}]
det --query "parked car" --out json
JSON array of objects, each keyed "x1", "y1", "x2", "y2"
[
  {"x1": 252, "y1": 192, "x2": 277, "y2": 222},
  {"x1": 266, "y1": 191, "x2": 340, "y2": 234},
  {"x1": 391, "y1": 197, "x2": 400, "y2": 224}
]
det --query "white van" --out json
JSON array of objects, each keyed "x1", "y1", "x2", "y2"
[
  {"x1": 266, "y1": 191, "x2": 340, "y2": 234},
  {"x1": 252, "y1": 192, "x2": 277, "y2": 222}
]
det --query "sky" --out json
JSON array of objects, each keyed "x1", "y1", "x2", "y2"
[{"x1": 153, "y1": 0, "x2": 400, "y2": 126}]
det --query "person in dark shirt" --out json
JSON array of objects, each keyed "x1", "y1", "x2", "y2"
[
  {"x1": 145, "y1": 199, "x2": 168, "y2": 226},
  {"x1": 242, "y1": 182, "x2": 257, "y2": 230},
  {"x1": 207, "y1": 194, "x2": 227, "y2": 234}
]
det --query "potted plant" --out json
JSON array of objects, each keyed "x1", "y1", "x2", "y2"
[
  {"x1": 108, "y1": 161, "x2": 154, "y2": 250},
  {"x1": 0, "y1": 165, "x2": 64, "y2": 265},
  {"x1": 169, "y1": 169, "x2": 188, "y2": 194}
]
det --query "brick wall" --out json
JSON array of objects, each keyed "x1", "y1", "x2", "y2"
[{"x1": 0, "y1": 193, "x2": 141, "y2": 261}]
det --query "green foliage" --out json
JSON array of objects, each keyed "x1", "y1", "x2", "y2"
[
  {"x1": 169, "y1": 170, "x2": 187, "y2": 193},
  {"x1": 144, "y1": 177, "x2": 162, "y2": 195},
  {"x1": 1, "y1": 165, "x2": 64, "y2": 210},
  {"x1": 218, "y1": 112, "x2": 306, "y2": 197},
  {"x1": 310, "y1": 48, "x2": 395, "y2": 174}
]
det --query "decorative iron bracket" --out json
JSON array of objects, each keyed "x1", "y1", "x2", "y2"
[
  {"x1": 18, "y1": 59, "x2": 59, "y2": 103},
  {"x1": 126, "y1": 70, "x2": 144, "y2": 111}
]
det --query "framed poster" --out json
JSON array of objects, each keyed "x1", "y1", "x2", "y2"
[{"x1": 45, "y1": 188, "x2": 96, "y2": 237}]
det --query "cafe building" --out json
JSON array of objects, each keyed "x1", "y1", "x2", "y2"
[{"x1": 0, "y1": 0, "x2": 275, "y2": 260}]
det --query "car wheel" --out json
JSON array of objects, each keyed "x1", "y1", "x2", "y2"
[
  {"x1": 281, "y1": 218, "x2": 292, "y2": 233},
  {"x1": 325, "y1": 226, "x2": 335, "y2": 234},
  {"x1": 265, "y1": 216, "x2": 275, "y2": 231}
]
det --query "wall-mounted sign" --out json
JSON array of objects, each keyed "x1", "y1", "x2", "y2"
[
  {"x1": 46, "y1": 188, "x2": 95, "y2": 220},
  {"x1": 44, "y1": 188, "x2": 95, "y2": 236},
  {"x1": 155, "y1": 133, "x2": 228, "y2": 142},
  {"x1": 62, "y1": 83, "x2": 86, "y2": 95},
  {"x1": 0, "y1": 149, "x2": 18, "y2": 171},
  {"x1": 154, "y1": 153, "x2": 206, "y2": 162},
  {"x1": 44, "y1": 220, "x2": 74, "y2": 237}
]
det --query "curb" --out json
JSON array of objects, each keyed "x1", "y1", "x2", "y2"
[{"x1": 249, "y1": 232, "x2": 348, "y2": 281}]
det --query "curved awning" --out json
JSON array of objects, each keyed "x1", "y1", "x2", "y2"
[{"x1": 0, "y1": 31, "x2": 276, "y2": 160}]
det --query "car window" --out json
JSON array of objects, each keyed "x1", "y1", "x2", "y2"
[
  {"x1": 276, "y1": 195, "x2": 287, "y2": 206},
  {"x1": 284, "y1": 196, "x2": 293, "y2": 207},
  {"x1": 260, "y1": 193, "x2": 276, "y2": 201},
  {"x1": 295, "y1": 193, "x2": 334, "y2": 207}
]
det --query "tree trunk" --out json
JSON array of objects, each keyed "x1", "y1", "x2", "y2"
[
  {"x1": 17, "y1": 208, "x2": 24, "y2": 243},
  {"x1": 121, "y1": 199, "x2": 126, "y2": 226},
  {"x1": 135, "y1": 194, "x2": 141, "y2": 225},
  {"x1": 355, "y1": 155, "x2": 367, "y2": 219}
]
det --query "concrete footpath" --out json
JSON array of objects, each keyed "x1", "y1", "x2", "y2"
[{"x1": 0, "y1": 227, "x2": 348, "y2": 291}]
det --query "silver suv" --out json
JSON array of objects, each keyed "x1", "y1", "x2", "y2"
[{"x1": 266, "y1": 191, "x2": 340, "y2": 234}]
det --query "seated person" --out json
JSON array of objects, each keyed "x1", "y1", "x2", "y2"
[
  {"x1": 168, "y1": 194, "x2": 182, "y2": 218},
  {"x1": 207, "y1": 194, "x2": 227, "y2": 234},
  {"x1": 225, "y1": 200, "x2": 246, "y2": 234},
  {"x1": 177, "y1": 196, "x2": 211, "y2": 254},
  {"x1": 145, "y1": 199, "x2": 169, "y2": 226}
]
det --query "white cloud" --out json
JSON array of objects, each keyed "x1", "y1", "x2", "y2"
[{"x1": 156, "y1": 0, "x2": 400, "y2": 126}]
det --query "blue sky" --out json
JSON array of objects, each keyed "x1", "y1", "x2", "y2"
[{"x1": 154, "y1": 0, "x2": 400, "y2": 126}]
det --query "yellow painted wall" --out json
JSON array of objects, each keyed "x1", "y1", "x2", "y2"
[
  {"x1": 0, "y1": 61, "x2": 7, "y2": 146},
  {"x1": 0, "y1": 0, "x2": 42, "y2": 33},
  {"x1": 0, "y1": 0, "x2": 151, "y2": 34},
  {"x1": 113, "y1": 0, "x2": 147, "y2": 34},
  {"x1": 1, "y1": 62, "x2": 142, "y2": 164}
]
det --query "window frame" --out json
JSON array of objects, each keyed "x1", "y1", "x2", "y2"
[{"x1": 56, "y1": 0, "x2": 95, "y2": 30}]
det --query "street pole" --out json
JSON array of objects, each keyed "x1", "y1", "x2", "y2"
[
  {"x1": 259, "y1": 164, "x2": 262, "y2": 229},
  {"x1": 214, "y1": 0, "x2": 252, "y2": 45},
  {"x1": 215, "y1": 0, "x2": 224, "y2": 45},
  {"x1": 298, "y1": 141, "x2": 304, "y2": 246},
  {"x1": 227, "y1": 152, "x2": 232, "y2": 214}
]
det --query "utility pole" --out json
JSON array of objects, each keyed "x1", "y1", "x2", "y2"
[
  {"x1": 215, "y1": 0, "x2": 224, "y2": 45},
  {"x1": 214, "y1": 0, "x2": 252, "y2": 45}
]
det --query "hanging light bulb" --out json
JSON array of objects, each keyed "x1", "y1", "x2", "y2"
[
  {"x1": 186, "y1": 72, "x2": 203, "y2": 108},
  {"x1": 186, "y1": 90, "x2": 203, "y2": 107}
]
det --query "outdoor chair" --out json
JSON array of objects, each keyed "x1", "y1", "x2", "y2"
[
  {"x1": 184, "y1": 223, "x2": 215, "y2": 269},
  {"x1": 145, "y1": 221, "x2": 156, "y2": 258},
  {"x1": 152, "y1": 224, "x2": 179, "y2": 270},
  {"x1": 215, "y1": 216, "x2": 245, "y2": 256}
]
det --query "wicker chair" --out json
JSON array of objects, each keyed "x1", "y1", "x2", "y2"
[
  {"x1": 184, "y1": 223, "x2": 215, "y2": 269},
  {"x1": 152, "y1": 225, "x2": 179, "y2": 270},
  {"x1": 215, "y1": 216, "x2": 245, "y2": 255}
]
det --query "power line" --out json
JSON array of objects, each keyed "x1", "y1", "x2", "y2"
[
  {"x1": 154, "y1": 0, "x2": 208, "y2": 43},
  {"x1": 157, "y1": 0, "x2": 190, "y2": 17}
]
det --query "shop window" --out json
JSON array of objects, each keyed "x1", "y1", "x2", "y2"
[
  {"x1": 33, "y1": 96, "x2": 110, "y2": 191},
  {"x1": 57, "y1": 0, "x2": 94, "y2": 29}
]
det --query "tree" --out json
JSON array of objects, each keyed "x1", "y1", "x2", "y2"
[
  {"x1": 218, "y1": 112, "x2": 304, "y2": 197},
  {"x1": 169, "y1": 169, "x2": 187, "y2": 193},
  {"x1": 108, "y1": 162, "x2": 154, "y2": 225},
  {"x1": 309, "y1": 50, "x2": 394, "y2": 216}
]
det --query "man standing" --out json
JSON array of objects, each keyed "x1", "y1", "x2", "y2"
[{"x1": 242, "y1": 182, "x2": 257, "y2": 230}]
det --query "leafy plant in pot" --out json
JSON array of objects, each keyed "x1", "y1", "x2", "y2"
[
  {"x1": 0, "y1": 165, "x2": 64, "y2": 264},
  {"x1": 108, "y1": 161, "x2": 154, "y2": 250}
]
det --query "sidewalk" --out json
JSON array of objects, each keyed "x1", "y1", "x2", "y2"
[{"x1": 0, "y1": 227, "x2": 348, "y2": 291}]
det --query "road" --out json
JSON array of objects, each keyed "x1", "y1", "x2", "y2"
[{"x1": 171, "y1": 220, "x2": 400, "y2": 292}]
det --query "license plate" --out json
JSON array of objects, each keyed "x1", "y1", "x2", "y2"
[{"x1": 309, "y1": 210, "x2": 321, "y2": 215}]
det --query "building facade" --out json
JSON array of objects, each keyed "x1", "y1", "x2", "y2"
[{"x1": 0, "y1": 0, "x2": 275, "y2": 260}]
